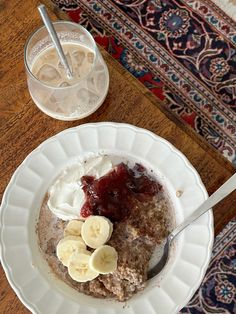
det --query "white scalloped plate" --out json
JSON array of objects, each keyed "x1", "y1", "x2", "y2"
[{"x1": 0, "y1": 122, "x2": 213, "y2": 314}]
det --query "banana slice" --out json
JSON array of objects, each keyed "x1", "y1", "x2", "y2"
[
  {"x1": 81, "y1": 216, "x2": 113, "y2": 249},
  {"x1": 68, "y1": 252, "x2": 99, "y2": 282},
  {"x1": 56, "y1": 235, "x2": 86, "y2": 267},
  {"x1": 64, "y1": 220, "x2": 84, "y2": 237},
  {"x1": 89, "y1": 245, "x2": 118, "y2": 274}
]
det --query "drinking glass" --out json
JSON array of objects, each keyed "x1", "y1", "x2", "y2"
[{"x1": 24, "y1": 21, "x2": 109, "y2": 120}]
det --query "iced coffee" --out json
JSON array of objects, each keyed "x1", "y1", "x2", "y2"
[{"x1": 24, "y1": 22, "x2": 109, "y2": 120}]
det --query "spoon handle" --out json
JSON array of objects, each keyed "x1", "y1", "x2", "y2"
[
  {"x1": 170, "y1": 173, "x2": 236, "y2": 240},
  {"x1": 38, "y1": 4, "x2": 73, "y2": 79}
]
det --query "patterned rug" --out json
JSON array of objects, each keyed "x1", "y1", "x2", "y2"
[
  {"x1": 180, "y1": 216, "x2": 236, "y2": 314},
  {"x1": 52, "y1": 0, "x2": 236, "y2": 165}
]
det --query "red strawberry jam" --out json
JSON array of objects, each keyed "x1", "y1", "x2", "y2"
[{"x1": 80, "y1": 162, "x2": 161, "y2": 222}]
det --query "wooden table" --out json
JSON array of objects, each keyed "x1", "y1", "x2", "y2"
[{"x1": 0, "y1": 0, "x2": 235, "y2": 313}]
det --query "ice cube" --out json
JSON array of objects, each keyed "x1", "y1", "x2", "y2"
[
  {"x1": 49, "y1": 87, "x2": 69, "y2": 105},
  {"x1": 87, "y1": 77, "x2": 96, "y2": 93},
  {"x1": 88, "y1": 90, "x2": 99, "y2": 104},
  {"x1": 94, "y1": 64, "x2": 104, "y2": 72},
  {"x1": 77, "y1": 88, "x2": 99, "y2": 105},
  {"x1": 49, "y1": 94, "x2": 58, "y2": 104},
  {"x1": 44, "y1": 51, "x2": 57, "y2": 61},
  {"x1": 73, "y1": 50, "x2": 85, "y2": 66},
  {"x1": 87, "y1": 52, "x2": 94, "y2": 64},
  {"x1": 50, "y1": 94, "x2": 70, "y2": 115},
  {"x1": 36, "y1": 64, "x2": 61, "y2": 85},
  {"x1": 77, "y1": 88, "x2": 90, "y2": 105},
  {"x1": 94, "y1": 72, "x2": 106, "y2": 92}
]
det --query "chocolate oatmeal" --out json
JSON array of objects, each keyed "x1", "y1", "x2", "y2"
[{"x1": 37, "y1": 161, "x2": 174, "y2": 301}]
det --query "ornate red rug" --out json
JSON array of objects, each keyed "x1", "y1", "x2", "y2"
[
  {"x1": 53, "y1": 0, "x2": 236, "y2": 165},
  {"x1": 181, "y1": 216, "x2": 236, "y2": 314}
]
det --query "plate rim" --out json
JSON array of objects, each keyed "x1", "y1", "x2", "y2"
[{"x1": 0, "y1": 122, "x2": 214, "y2": 314}]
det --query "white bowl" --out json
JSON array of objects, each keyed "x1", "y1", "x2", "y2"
[{"x1": 0, "y1": 122, "x2": 213, "y2": 314}]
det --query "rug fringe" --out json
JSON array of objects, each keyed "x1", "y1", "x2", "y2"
[{"x1": 212, "y1": 0, "x2": 236, "y2": 22}]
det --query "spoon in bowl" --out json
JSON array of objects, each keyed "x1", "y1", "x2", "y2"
[{"x1": 148, "y1": 173, "x2": 236, "y2": 279}]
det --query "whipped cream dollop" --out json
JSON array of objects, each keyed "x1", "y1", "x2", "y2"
[{"x1": 47, "y1": 156, "x2": 113, "y2": 220}]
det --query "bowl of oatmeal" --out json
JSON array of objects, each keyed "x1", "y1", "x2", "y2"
[
  {"x1": 0, "y1": 122, "x2": 213, "y2": 314},
  {"x1": 38, "y1": 155, "x2": 174, "y2": 302}
]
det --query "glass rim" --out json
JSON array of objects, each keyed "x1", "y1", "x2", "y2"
[{"x1": 24, "y1": 21, "x2": 98, "y2": 90}]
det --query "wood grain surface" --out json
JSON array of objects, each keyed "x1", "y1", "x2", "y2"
[{"x1": 0, "y1": 0, "x2": 235, "y2": 313}]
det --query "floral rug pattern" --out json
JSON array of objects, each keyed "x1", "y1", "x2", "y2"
[
  {"x1": 53, "y1": 0, "x2": 236, "y2": 165},
  {"x1": 181, "y1": 217, "x2": 236, "y2": 314}
]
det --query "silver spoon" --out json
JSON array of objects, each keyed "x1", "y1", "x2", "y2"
[
  {"x1": 148, "y1": 173, "x2": 236, "y2": 279},
  {"x1": 37, "y1": 4, "x2": 73, "y2": 79}
]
